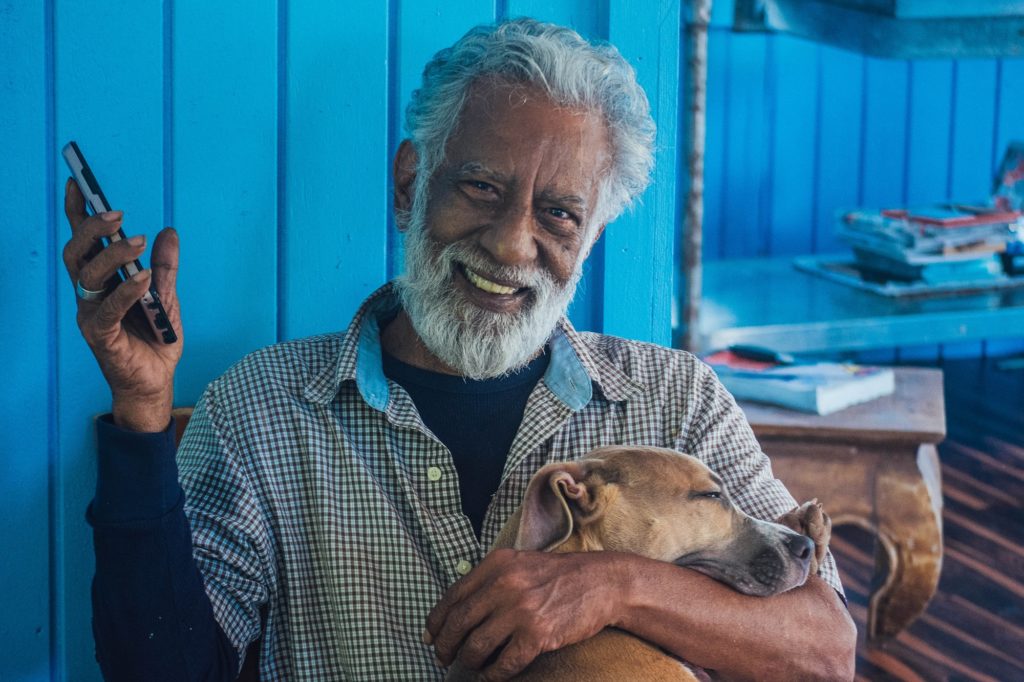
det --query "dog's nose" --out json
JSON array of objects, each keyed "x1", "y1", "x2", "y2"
[{"x1": 785, "y1": 533, "x2": 814, "y2": 562}]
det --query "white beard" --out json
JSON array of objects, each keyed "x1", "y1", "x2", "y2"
[{"x1": 396, "y1": 201, "x2": 584, "y2": 380}]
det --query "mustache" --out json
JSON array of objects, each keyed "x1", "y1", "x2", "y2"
[{"x1": 436, "y1": 240, "x2": 559, "y2": 293}]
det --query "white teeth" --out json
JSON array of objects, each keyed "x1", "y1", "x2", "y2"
[{"x1": 464, "y1": 267, "x2": 518, "y2": 295}]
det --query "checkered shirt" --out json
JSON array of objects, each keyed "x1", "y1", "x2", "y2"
[{"x1": 176, "y1": 283, "x2": 843, "y2": 680}]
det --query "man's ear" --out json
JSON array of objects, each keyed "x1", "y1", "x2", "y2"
[
  {"x1": 393, "y1": 140, "x2": 418, "y2": 232},
  {"x1": 514, "y1": 461, "x2": 603, "y2": 552}
]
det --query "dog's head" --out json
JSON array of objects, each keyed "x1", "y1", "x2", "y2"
[{"x1": 510, "y1": 445, "x2": 814, "y2": 596}]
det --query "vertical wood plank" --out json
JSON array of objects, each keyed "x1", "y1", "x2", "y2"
[
  {"x1": 995, "y1": 58, "x2": 1024, "y2": 160},
  {"x1": 905, "y1": 61, "x2": 954, "y2": 204},
  {"x1": 172, "y1": 0, "x2": 279, "y2": 404},
  {"x1": 53, "y1": 2, "x2": 166, "y2": 679},
  {"x1": 861, "y1": 58, "x2": 909, "y2": 208},
  {"x1": 702, "y1": 27, "x2": 730, "y2": 261},
  {"x1": 603, "y1": 0, "x2": 678, "y2": 344},
  {"x1": 281, "y1": 1, "x2": 390, "y2": 341},
  {"x1": 506, "y1": 0, "x2": 604, "y2": 40},
  {"x1": 719, "y1": 33, "x2": 770, "y2": 259},
  {"x1": 814, "y1": 45, "x2": 864, "y2": 254},
  {"x1": 1, "y1": 1, "x2": 53, "y2": 679},
  {"x1": 949, "y1": 60, "x2": 998, "y2": 200},
  {"x1": 767, "y1": 34, "x2": 818, "y2": 256}
]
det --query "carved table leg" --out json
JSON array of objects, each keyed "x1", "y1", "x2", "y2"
[{"x1": 868, "y1": 444, "x2": 943, "y2": 639}]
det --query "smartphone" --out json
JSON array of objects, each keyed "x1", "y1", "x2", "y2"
[{"x1": 62, "y1": 141, "x2": 178, "y2": 344}]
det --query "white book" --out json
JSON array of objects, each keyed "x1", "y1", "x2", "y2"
[{"x1": 703, "y1": 351, "x2": 896, "y2": 416}]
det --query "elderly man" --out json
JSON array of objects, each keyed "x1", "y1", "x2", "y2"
[{"x1": 65, "y1": 18, "x2": 855, "y2": 681}]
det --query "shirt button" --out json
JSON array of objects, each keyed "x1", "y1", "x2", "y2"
[
  {"x1": 427, "y1": 466, "x2": 442, "y2": 482},
  {"x1": 456, "y1": 559, "x2": 473, "y2": 576}
]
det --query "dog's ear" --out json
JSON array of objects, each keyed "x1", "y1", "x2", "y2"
[{"x1": 514, "y1": 461, "x2": 597, "y2": 552}]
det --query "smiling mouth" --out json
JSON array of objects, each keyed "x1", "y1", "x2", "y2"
[{"x1": 461, "y1": 265, "x2": 523, "y2": 296}]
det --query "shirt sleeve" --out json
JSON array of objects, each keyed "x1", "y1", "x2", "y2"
[
  {"x1": 175, "y1": 382, "x2": 273, "y2": 661},
  {"x1": 88, "y1": 414, "x2": 239, "y2": 681},
  {"x1": 678, "y1": 360, "x2": 846, "y2": 601}
]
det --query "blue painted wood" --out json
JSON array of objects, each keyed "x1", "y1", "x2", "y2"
[
  {"x1": 53, "y1": 2, "x2": 167, "y2": 679},
  {"x1": 950, "y1": 60, "x2": 999, "y2": 201},
  {"x1": 905, "y1": 61, "x2": 954, "y2": 204},
  {"x1": 721, "y1": 33, "x2": 771, "y2": 258},
  {"x1": 767, "y1": 35, "x2": 818, "y2": 256},
  {"x1": 281, "y1": 0, "x2": 390, "y2": 341},
  {"x1": 861, "y1": 57, "x2": 910, "y2": 208},
  {"x1": 703, "y1": 28, "x2": 731, "y2": 261},
  {"x1": 996, "y1": 58, "x2": 1024, "y2": 164},
  {"x1": 603, "y1": 0, "x2": 678, "y2": 345},
  {"x1": 171, "y1": 1, "x2": 279, "y2": 405},
  {"x1": 813, "y1": 45, "x2": 864, "y2": 255},
  {"x1": 1, "y1": 2, "x2": 53, "y2": 680}
]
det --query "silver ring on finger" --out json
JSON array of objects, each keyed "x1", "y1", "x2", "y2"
[{"x1": 76, "y1": 279, "x2": 107, "y2": 302}]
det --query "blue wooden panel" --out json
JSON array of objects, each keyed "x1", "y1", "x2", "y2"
[
  {"x1": 1, "y1": 2, "x2": 53, "y2": 679},
  {"x1": 172, "y1": 1, "x2": 279, "y2": 404},
  {"x1": 767, "y1": 35, "x2": 818, "y2": 255},
  {"x1": 861, "y1": 57, "x2": 910, "y2": 208},
  {"x1": 703, "y1": 27, "x2": 731, "y2": 261},
  {"x1": 53, "y1": 2, "x2": 166, "y2": 679},
  {"x1": 905, "y1": 61, "x2": 954, "y2": 204},
  {"x1": 813, "y1": 45, "x2": 864, "y2": 254},
  {"x1": 720, "y1": 33, "x2": 770, "y2": 258},
  {"x1": 950, "y1": 60, "x2": 999, "y2": 200},
  {"x1": 996, "y1": 58, "x2": 1024, "y2": 160},
  {"x1": 603, "y1": 0, "x2": 678, "y2": 345},
  {"x1": 281, "y1": 1, "x2": 390, "y2": 341},
  {"x1": 507, "y1": 0, "x2": 605, "y2": 40}
]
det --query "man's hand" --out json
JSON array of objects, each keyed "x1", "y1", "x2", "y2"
[
  {"x1": 62, "y1": 177, "x2": 184, "y2": 432},
  {"x1": 425, "y1": 548, "x2": 623, "y2": 681}
]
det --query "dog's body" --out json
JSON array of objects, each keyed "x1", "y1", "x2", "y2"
[{"x1": 446, "y1": 446, "x2": 831, "y2": 681}]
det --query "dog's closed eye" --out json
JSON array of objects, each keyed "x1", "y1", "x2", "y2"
[{"x1": 687, "y1": 490, "x2": 723, "y2": 500}]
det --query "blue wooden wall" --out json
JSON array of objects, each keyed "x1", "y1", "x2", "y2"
[{"x1": 3, "y1": 0, "x2": 1023, "y2": 679}]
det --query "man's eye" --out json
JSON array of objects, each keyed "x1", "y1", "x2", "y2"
[
  {"x1": 547, "y1": 208, "x2": 571, "y2": 220},
  {"x1": 467, "y1": 181, "x2": 496, "y2": 193}
]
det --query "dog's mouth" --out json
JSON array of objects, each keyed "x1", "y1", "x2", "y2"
[{"x1": 674, "y1": 547, "x2": 808, "y2": 597}]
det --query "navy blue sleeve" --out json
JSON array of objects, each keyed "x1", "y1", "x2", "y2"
[{"x1": 87, "y1": 414, "x2": 240, "y2": 681}]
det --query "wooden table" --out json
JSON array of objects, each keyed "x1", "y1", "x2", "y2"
[{"x1": 738, "y1": 367, "x2": 946, "y2": 639}]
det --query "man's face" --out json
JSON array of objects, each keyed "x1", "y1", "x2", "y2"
[{"x1": 396, "y1": 83, "x2": 612, "y2": 378}]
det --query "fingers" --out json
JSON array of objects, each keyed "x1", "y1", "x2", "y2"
[
  {"x1": 76, "y1": 233, "x2": 147, "y2": 293},
  {"x1": 430, "y1": 590, "x2": 492, "y2": 666},
  {"x1": 478, "y1": 638, "x2": 538, "y2": 682},
  {"x1": 84, "y1": 270, "x2": 154, "y2": 345},
  {"x1": 151, "y1": 227, "x2": 180, "y2": 298},
  {"x1": 62, "y1": 211, "x2": 126, "y2": 284}
]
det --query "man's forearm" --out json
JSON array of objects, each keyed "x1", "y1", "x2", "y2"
[{"x1": 611, "y1": 554, "x2": 856, "y2": 681}]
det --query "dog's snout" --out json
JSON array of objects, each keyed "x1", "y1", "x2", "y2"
[{"x1": 786, "y1": 533, "x2": 814, "y2": 562}]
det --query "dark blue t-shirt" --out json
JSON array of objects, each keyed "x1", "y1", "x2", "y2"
[{"x1": 382, "y1": 349, "x2": 550, "y2": 537}]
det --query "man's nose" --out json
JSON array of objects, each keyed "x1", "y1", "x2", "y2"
[{"x1": 478, "y1": 204, "x2": 538, "y2": 267}]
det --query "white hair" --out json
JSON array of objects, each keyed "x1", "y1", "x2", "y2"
[{"x1": 404, "y1": 17, "x2": 656, "y2": 227}]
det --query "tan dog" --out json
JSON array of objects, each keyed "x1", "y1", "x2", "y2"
[{"x1": 447, "y1": 445, "x2": 831, "y2": 681}]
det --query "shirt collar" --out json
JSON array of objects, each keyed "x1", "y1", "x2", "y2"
[{"x1": 303, "y1": 282, "x2": 646, "y2": 409}]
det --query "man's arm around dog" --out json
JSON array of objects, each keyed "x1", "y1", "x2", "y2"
[{"x1": 426, "y1": 548, "x2": 857, "y2": 681}]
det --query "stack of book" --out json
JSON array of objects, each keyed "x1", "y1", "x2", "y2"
[
  {"x1": 836, "y1": 142, "x2": 1024, "y2": 286},
  {"x1": 703, "y1": 349, "x2": 895, "y2": 416}
]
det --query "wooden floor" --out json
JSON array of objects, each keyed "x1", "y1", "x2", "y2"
[{"x1": 830, "y1": 356, "x2": 1024, "y2": 681}]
